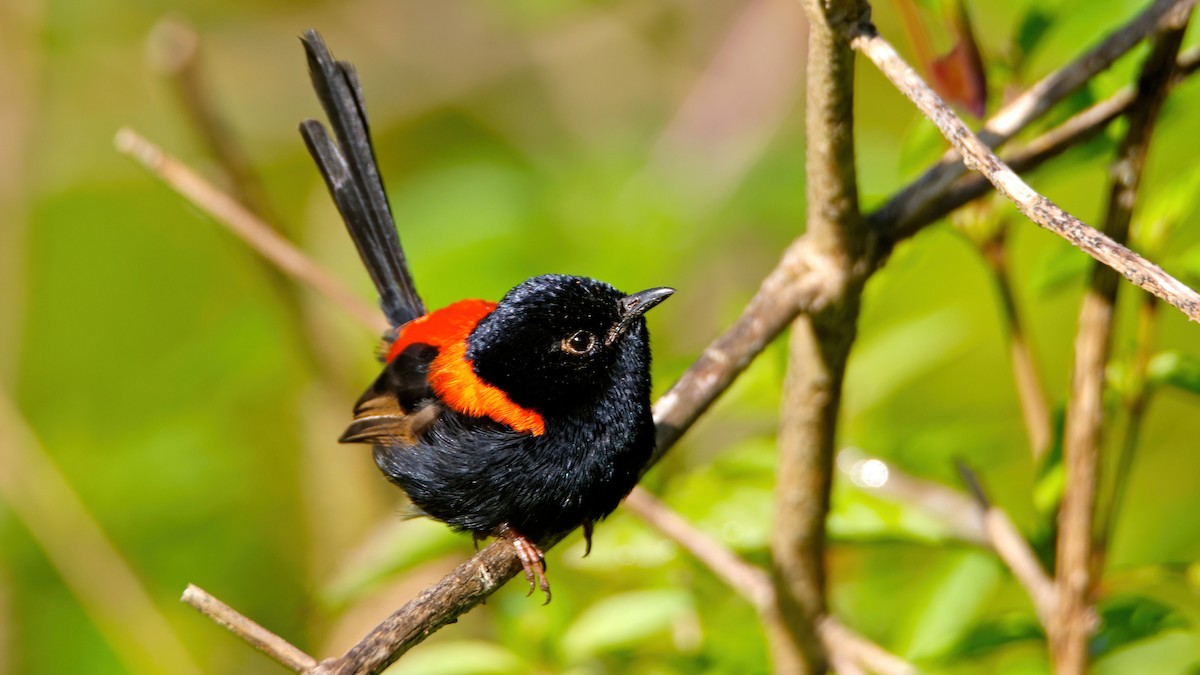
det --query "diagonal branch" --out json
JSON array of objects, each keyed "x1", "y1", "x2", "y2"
[
  {"x1": 891, "y1": 45, "x2": 1200, "y2": 243},
  {"x1": 114, "y1": 128, "x2": 387, "y2": 335},
  {"x1": 868, "y1": 0, "x2": 1197, "y2": 243},
  {"x1": 848, "y1": 21, "x2": 1200, "y2": 323}
]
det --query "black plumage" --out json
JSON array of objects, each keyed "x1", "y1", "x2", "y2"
[{"x1": 299, "y1": 30, "x2": 672, "y2": 600}]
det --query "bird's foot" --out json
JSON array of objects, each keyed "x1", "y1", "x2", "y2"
[{"x1": 499, "y1": 526, "x2": 550, "y2": 604}]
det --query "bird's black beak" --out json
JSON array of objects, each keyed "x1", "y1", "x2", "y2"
[{"x1": 608, "y1": 287, "x2": 675, "y2": 344}]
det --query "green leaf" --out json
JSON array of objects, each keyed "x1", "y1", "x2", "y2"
[
  {"x1": 1148, "y1": 352, "x2": 1200, "y2": 396},
  {"x1": 385, "y1": 641, "x2": 529, "y2": 675},
  {"x1": 559, "y1": 590, "x2": 693, "y2": 658}
]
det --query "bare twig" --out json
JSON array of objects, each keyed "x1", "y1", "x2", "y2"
[
  {"x1": 181, "y1": 585, "x2": 316, "y2": 672},
  {"x1": 114, "y1": 128, "x2": 386, "y2": 334},
  {"x1": 649, "y1": 237, "x2": 842, "y2": 466},
  {"x1": 849, "y1": 23, "x2": 1200, "y2": 323},
  {"x1": 869, "y1": 0, "x2": 1196, "y2": 240},
  {"x1": 147, "y1": 16, "x2": 281, "y2": 226},
  {"x1": 1054, "y1": 11, "x2": 1191, "y2": 673},
  {"x1": 889, "y1": 45, "x2": 1200, "y2": 243},
  {"x1": 0, "y1": 390, "x2": 204, "y2": 675},
  {"x1": 957, "y1": 465, "x2": 1058, "y2": 634},
  {"x1": 623, "y1": 488, "x2": 773, "y2": 612},
  {"x1": 838, "y1": 449, "x2": 988, "y2": 546}
]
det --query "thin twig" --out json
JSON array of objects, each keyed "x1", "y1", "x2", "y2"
[
  {"x1": 957, "y1": 464, "x2": 1058, "y2": 635},
  {"x1": 147, "y1": 16, "x2": 282, "y2": 226},
  {"x1": 311, "y1": 536, "x2": 555, "y2": 674},
  {"x1": 623, "y1": 488, "x2": 773, "y2": 612},
  {"x1": 181, "y1": 585, "x2": 316, "y2": 672},
  {"x1": 1054, "y1": 11, "x2": 1191, "y2": 673},
  {"x1": 849, "y1": 23, "x2": 1200, "y2": 323},
  {"x1": 114, "y1": 128, "x2": 387, "y2": 334},
  {"x1": 889, "y1": 45, "x2": 1200, "y2": 243}
]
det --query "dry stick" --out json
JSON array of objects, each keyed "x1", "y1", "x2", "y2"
[
  {"x1": 772, "y1": 0, "x2": 869, "y2": 671},
  {"x1": 0, "y1": 391, "x2": 205, "y2": 675},
  {"x1": 623, "y1": 488, "x2": 774, "y2": 612},
  {"x1": 182, "y1": 585, "x2": 316, "y2": 672},
  {"x1": 114, "y1": 128, "x2": 387, "y2": 335},
  {"x1": 147, "y1": 17, "x2": 281, "y2": 227},
  {"x1": 895, "y1": 45, "x2": 1200, "y2": 243},
  {"x1": 623, "y1": 490, "x2": 916, "y2": 675},
  {"x1": 1054, "y1": 12, "x2": 1191, "y2": 673},
  {"x1": 869, "y1": 0, "x2": 1197, "y2": 240},
  {"x1": 848, "y1": 24, "x2": 1200, "y2": 324}
]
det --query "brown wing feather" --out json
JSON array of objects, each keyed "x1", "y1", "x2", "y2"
[{"x1": 339, "y1": 342, "x2": 440, "y2": 446}]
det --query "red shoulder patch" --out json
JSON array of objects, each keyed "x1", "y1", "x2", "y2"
[{"x1": 387, "y1": 299, "x2": 546, "y2": 436}]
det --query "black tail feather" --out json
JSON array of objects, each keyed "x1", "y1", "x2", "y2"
[{"x1": 299, "y1": 29, "x2": 424, "y2": 328}]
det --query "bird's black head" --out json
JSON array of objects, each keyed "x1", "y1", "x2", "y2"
[{"x1": 467, "y1": 274, "x2": 673, "y2": 416}]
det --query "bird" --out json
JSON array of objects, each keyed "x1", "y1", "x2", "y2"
[{"x1": 297, "y1": 29, "x2": 673, "y2": 602}]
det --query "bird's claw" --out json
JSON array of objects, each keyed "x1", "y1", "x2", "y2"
[{"x1": 506, "y1": 530, "x2": 551, "y2": 604}]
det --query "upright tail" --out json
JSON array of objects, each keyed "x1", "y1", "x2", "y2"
[{"x1": 299, "y1": 29, "x2": 424, "y2": 329}]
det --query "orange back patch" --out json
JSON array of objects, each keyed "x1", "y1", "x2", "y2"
[{"x1": 388, "y1": 299, "x2": 546, "y2": 436}]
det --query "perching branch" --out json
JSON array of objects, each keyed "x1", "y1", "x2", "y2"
[
  {"x1": 1054, "y1": 10, "x2": 1191, "y2": 673},
  {"x1": 848, "y1": 20, "x2": 1200, "y2": 323}
]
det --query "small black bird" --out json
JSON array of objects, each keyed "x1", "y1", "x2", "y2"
[{"x1": 298, "y1": 30, "x2": 672, "y2": 601}]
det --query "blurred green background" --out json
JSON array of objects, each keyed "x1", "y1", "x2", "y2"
[{"x1": 4, "y1": 0, "x2": 1200, "y2": 672}]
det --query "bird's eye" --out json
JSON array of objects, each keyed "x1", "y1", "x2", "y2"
[{"x1": 562, "y1": 330, "x2": 596, "y2": 355}]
